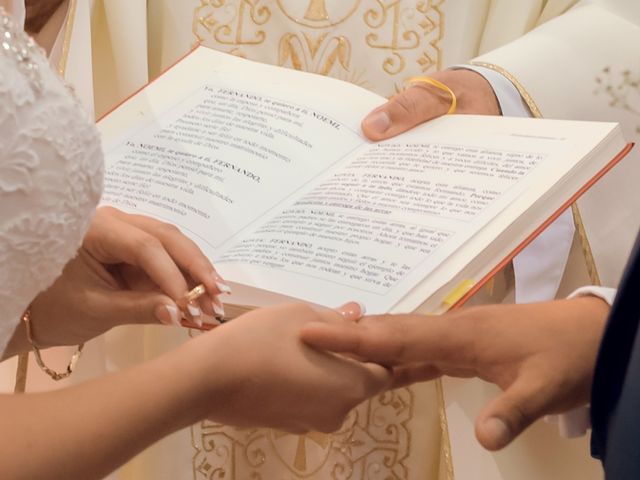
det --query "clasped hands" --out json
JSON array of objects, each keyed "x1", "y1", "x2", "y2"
[{"x1": 8, "y1": 70, "x2": 609, "y2": 443}]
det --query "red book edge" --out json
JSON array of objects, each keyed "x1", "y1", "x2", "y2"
[{"x1": 452, "y1": 142, "x2": 635, "y2": 310}]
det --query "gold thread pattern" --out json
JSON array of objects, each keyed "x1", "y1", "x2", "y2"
[
  {"x1": 191, "y1": 1, "x2": 446, "y2": 97},
  {"x1": 278, "y1": 32, "x2": 351, "y2": 77},
  {"x1": 436, "y1": 379, "x2": 454, "y2": 480},
  {"x1": 191, "y1": 388, "x2": 414, "y2": 479},
  {"x1": 469, "y1": 61, "x2": 543, "y2": 117},
  {"x1": 193, "y1": 0, "x2": 271, "y2": 47},
  {"x1": 364, "y1": 1, "x2": 444, "y2": 76},
  {"x1": 276, "y1": 0, "x2": 362, "y2": 29},
  {"x1": 13, "y1": 353, "x2": 28, "y2": 393}
]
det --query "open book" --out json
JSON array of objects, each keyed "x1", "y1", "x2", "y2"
[{"x1": 98, "y1": 46, "x2": 632, "y2": 322}]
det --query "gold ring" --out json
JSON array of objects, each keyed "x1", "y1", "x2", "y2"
[
  {"x1": 183, "y1": 284, "x2": 207, "y2": 304},
  {"x1": 406, "y1": 76, "x2": 457, "y2": 115}
]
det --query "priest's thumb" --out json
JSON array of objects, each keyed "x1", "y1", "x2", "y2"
[
  {"x1": 474, "y1": 378, "x2": 546, "y2": 451},
  {"x1": 361, "y1": 86, "x2": 444, "y2": 141}
]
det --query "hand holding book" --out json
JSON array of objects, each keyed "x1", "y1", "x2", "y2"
[
  {"x1": 362, "y1": 69, "x2": 501, "y2": 141},
  {"x1": 98, "y1": 47, "x2": 631, "y2": 319}
]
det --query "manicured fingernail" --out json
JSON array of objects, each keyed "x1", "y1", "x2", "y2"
[
  {"x1": 364, "y1": 111, "x2": 390, "y2": 135},
  {"x1": 156, "y1": 304, "x2": 181, "y2": 327},
  {"x1": 336, "y1": 301, "x2": 366, "y2": 320},
  {"x1": 212, "y1": 296, "x2": 226, "y2": 318},
  {"x1": 215, "y1": 281, "x2": 232, "y2": 294},
  {"x1": 484, "y1": 418, "x2": 510, "y2": 449},
  {"x1": 188, "y1": 303, "x2": 203, "y2": 327},
  {"x1": 212, "y1": 273, "x2": 232, "y2": 294},
  {"x1": 202, "y1": 315, "x2": 222, "y2": 327}
]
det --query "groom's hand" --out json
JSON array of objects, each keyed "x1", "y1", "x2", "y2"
[
  {"x1": 301, "y1": 298, "x2": 608, "y2": 450},
  {"x1": 362, "y1": 69, "x2": 501, "y2": 141}
]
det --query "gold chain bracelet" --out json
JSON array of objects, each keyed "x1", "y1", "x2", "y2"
[{"x1": 21, "y1": 309, "x2": 84, "y2": 381}]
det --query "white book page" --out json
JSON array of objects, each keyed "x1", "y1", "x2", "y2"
[
  {"x1": 102, "y1": 84, "x2": 366, "y2": 249},
  {"x1": 215, "y1": 123, "x2": 572, "y2": 312},
  {"x1": 215, "y1": 117, "x2": 618, "y2": 314},
  {"x1": 100, "y1": 48, "x2": 619, "y2": 314}
]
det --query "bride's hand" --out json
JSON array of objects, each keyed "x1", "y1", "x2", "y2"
[
  {"x1": 4, "y1": 207, "x2": 227, "y2": 354},
  {"x1": 187, "y1": 303, "x2": 391, "y2": 433},
  {"x1": 83, "y1": 206, "x2": 229, "y2": 323}
]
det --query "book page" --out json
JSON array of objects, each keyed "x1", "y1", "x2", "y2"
[
  {"x1": 100, "y1": 48, "x2": 620, "y2": 314},
  {"x1": 215, "y1": 125, "x2": 560, "y2": 312},
  {"x1": 102, "y1": 84, "x2": 366, "y2": 248}
]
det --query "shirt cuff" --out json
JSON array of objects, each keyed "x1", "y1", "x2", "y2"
[
  {"x1": 453, "y1": 64, "x2": 532, "y2": 118},
  {"x1": 567, "y1": 286, "x2": 617, "y2": 306},
  {"x1": 544, "y1": 285, "x2": 617, "y2": 438}
]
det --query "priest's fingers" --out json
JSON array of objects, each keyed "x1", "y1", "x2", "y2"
[{"x1": 300, "y1": 314, "x2": 477, "y2": 366}]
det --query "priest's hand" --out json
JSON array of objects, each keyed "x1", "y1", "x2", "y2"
[
  {"x1": 301, "y1": 298, "x2": 609, "y2": 449},
  {"x1": 190, "y1": 303, "x2": 391, "y2": 433},
  {"x1": 361, "y1": 69, "x2": 501, "y2": 141}
]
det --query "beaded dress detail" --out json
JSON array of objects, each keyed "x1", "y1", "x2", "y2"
[{"x1": 0, "y1": 8, "x2": 103, "y2": 354}]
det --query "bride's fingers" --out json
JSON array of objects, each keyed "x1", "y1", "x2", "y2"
[
  {"x1": 334, "y1": 301, "x2": 366, "y2": 322},
  {"x1": 84, "y1": 214, "x2": 200, "y2": 319},
  {"x1": 101, "y1": 207, "x2": 230, "y2": 299},
  {"x1": 184, "y1": 274, "x2": 223, "y2": 323}
]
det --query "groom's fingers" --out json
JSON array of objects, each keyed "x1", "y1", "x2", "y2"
[{"x1": 301, "y1": 314, "x2": 477, "y2": 366}]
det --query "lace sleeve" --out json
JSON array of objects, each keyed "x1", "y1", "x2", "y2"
[{"x1": 0, "y1": 10, "x2": 103, "y2": 355}]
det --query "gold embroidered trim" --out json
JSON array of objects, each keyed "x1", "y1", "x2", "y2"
[
  {"x1": 436, "y1": 379, "x2": 455, "y2": 480},
  {"x1": 56, "y1": 0, "x2": 76, "y2": 77},
  {"x1": 469, "y1": 61, "x2": 543, "y2": 118},
  {"x1": 13, "y1": 353, "x2": 28, "y2": 393},
  {"x1": 470, "y1": 61, "x2": 602, "y2": 287},
  {"x1": 571, "y1": 203, "x2": 602, "y2": 286}
]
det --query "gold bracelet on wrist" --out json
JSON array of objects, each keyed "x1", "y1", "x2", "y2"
[{"x1": 21, "y1": 309, "x2": 84, "y2": 381}]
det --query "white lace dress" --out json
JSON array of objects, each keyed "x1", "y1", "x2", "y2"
[{"x1": 0, "y1": 8, "x2": 103, "y2": 355}]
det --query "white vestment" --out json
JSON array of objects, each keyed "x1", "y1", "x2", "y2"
[{"x1": 7, "y1": 1, "x2": 639, "y2": 479}]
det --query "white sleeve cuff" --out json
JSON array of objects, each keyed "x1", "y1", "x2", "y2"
[
  {"x1": 545, "y1": 406, "x2": 592, "y2": 438},
  {"x1": 453, "y1": 64, "x2": 532, "y2": 118},
  {"x1": 567, "y1": 286, "x2": 617, "y2": 306},
  {"x1": 543, "y1": 285, "x2": 617, "y2": 438}
]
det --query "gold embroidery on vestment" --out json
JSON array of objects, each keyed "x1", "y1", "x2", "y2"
[
  {"x1": 276, "y1": 0, "x2": 361, "y2": 29},
  {"x1": 279, "y1": 33, "x2": 351, "y2": 77},
  {"x1": 364, "y1": 1, "x2": 444, "y2": 76},
  {"x1": 194, "y1": 0, "x2": 271, "y2": 47},
  {"x1": 305, "y1": 0, "x2": 330, "y2": 21},
  {"x1": 191, "y1": 388, "x2": 414, "y2": 479}
]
